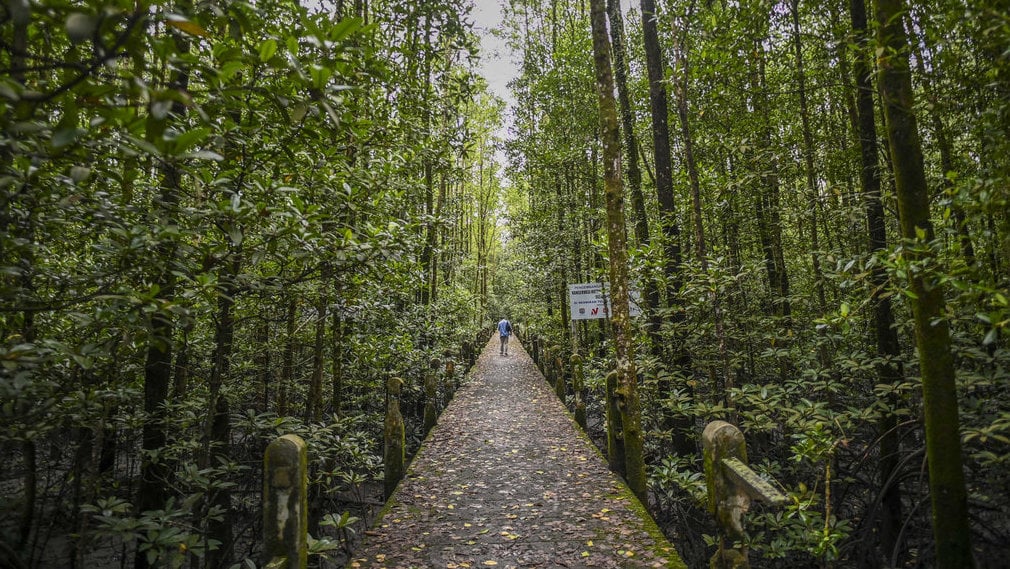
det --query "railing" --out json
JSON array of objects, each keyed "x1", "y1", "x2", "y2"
[
  {"x1": 527, "y1": 337, "x2": 787, "y2": 569},
  {"x1": 703, "y1": 420, "x2": 787, "y2": 569},
  {"x1": 263, "y1": 435, "x2": 308, "y2": 569},
  {"x1": 262, "y1": 337, "x2": 783, "y2": 568},
  {"x1": 261, "y1": 328, "x2": 489, "y2": 567}
]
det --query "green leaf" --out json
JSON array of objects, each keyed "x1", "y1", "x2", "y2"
[
  {"x1": 182, "y1": 150, "x2": 224, "y2": 161},
  {"x1": 330, "y1": 17, "x2": 362, "y2": 42},
  {"x1": 166, "y1": 15, "x2": 209, "y2": 38},
  {"x1": 52, "y1": 127, "x2": 85, "y2": 149},
  {"x1": 172, "y1": 127, "x2": 211, "y2": 154},
  {"x1": 0, "y1": 81, "x2": 19, "y2": 101},
  {"x1": 218, "y1": 61, "x2": 245, "y2": 83},
  {"x1": 983, "y1": 328, "x2": 998, "y2": 346},
  {"x1": 259, "y1": 39, "x2": 278, "y2": 63}
]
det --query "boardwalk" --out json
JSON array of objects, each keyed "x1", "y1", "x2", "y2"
[{"x1": 349, "y1": 337, "x2": 685, "y2": 569}]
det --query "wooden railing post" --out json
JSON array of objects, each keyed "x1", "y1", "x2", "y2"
[
  {"x1": 263, "y1": 434, "x2": 308, "y2": 569},
  {"x1": 703, "y1": 421, "x2": 787, "y2": 569}
]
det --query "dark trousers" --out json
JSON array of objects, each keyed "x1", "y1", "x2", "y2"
[{"x1": 499, "y1": 334, "x2": 509, "y2": 354}]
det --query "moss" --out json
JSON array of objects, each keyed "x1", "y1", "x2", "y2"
[
  {"x1": 618, "y1": 481, "x2": 689, "y2": 569},
  {"x1": 558, "y1": 379, "x2": 686, "y2": 568}
]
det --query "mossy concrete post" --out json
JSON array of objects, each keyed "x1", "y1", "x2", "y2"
[
  {"x1": 544, "y1": 346, "x2": 556, "y2": 386},
  {"x1": 571, "y1": 354, "x2": 586, "y2": 430},
  {"x1": 444, "y1": 359, "x2": 456, "y2": 403},
  {"x1": 384, "y1": 377, "x2": 405, "y2": 500},
  {"x1": 263, "y1": 434, "x2": 308, "y2": 569},
  {"x1": 423, "y1": 358, "x2": 439, "y2": 435},
  {"x1": 554, "y1": 354, "x2": 566, "y2": 402},
  {"x1": 703, "y1": 420, "x2": 787, "y2": 569}
]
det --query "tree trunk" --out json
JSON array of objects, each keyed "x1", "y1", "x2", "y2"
[
  {"x1": 589, "y1": 0, "x2": 646, "y2": 503},
  {"x1": 308, "y1": 289, "x2": 327, "y2": 424},
  {"x1": 849, "y1": 0, "x2": 905, "y2": 563},
  {"x1": 607, "y1": 0, "x2": 661, "y2": 353},
  {"x1": 135, "y1": 185, "x2": 179, "y2": 569},
  {"x1": 907, "y1": 17, "x2": 976, "y2": 267},
  {"x1": 420, "y1": 161, "x2": 435, "y2": 305},
  {"x1": 789, "y1": 0, "x2": 828, "y2": 315},
  {"x1": 204, "y1": 254, "x2": 238, "y2": 569},
  {"x1": 750, "y1": 40, "x2": 792, "y2": 321},
  {"x1": 257, "y1": 319, "x2": 272, "y2": 411},
  {"x1": 279, "y1": 299, "x2": 297, "y2": 416},
  {"x1": 874, "y1": 0, "x2": 974, "y2": 565},
  {"x1": 206, "y1": 396, "x2": 233, "y2": 569},
  {"x1": 331, "y1": 302, "x2": 345, "y2": 416},
  {"x1": 639, "y1": 0, "x2": 685, "y2": 305},
  {"x1": 135, "y1": 13, "x2": 192, "y2": 566}
]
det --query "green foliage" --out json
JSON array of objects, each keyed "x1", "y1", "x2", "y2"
[{"x1": 1, "y1": 0, "x2": 494, "y2": 564}]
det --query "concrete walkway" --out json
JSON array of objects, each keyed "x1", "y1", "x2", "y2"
[{"x1": 348, "y1": 336, "x2": 685, "y2": 568}]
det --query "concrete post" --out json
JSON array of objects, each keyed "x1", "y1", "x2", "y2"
[
  {"x1": 571, "y1": 354, "x2": 586, "y2": 430},
  {"x1": 445, "y1": 359, "x2": 457, "y2": 399},
  {"x1": 703, "y1": 421, "x2": 786, "y2": 569},
  {"x1": 263, "y1": 434, "x2": 308, "y2": 569},
  {"x1": 554, "y1": 354, "x2": 566, "y2": 401},
  {"x1": 423, "y1": 358, "x2": 439, "y2": 434},
  {"x1": 384, "y1": 377, "x2": 405, "y2": 500}
]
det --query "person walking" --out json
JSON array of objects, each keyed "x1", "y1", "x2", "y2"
[{"x1": 497, "y1": 317, "x2": 512, "y2": 356}]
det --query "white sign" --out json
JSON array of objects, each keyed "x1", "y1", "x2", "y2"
[{"x1": 568, "y1": 282, "x2": 642, "y2": 320}]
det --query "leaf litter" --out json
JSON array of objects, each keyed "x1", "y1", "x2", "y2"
[{"x1": 349, "y1": 338, "x2": 685, "y2": 569}]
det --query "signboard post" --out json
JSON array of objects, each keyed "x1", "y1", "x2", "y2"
[{"x1": 567, "y1": 282, "x2": 642, "y2": 321}]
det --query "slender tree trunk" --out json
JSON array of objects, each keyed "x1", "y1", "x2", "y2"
[
  {"x1": 204, "y1": 253, "x2": 238, "y2": 569},
  {"x1": 331, "y1": 300, "x2": 344, "y2": 416},
  {"x1": 421, "y1": 161, "x2": 435, "y2": 305},
  {"x1": 135, "y1": 12, "x2": 193, "y2": 566},
  {"x1": 874, "y1": 0, "x2": 974, "y2": 565},
  {"x1": 639, "y1": 0, "x2": 685, "y2": 304},
  {"x1": 172, "y1": 322, "x2": 192, "y2": 398},
  {"x1": 279, "y1": 299, "x2": 297, "y2": 416},
  {"x1": 308, "y1": 291, "x2": 326, "y2": 424},
  {"x1": 789, "y1": 0, "x2": 827, "y2": 314},
  {"x1": 590, "y1": 0, "x2": 646, "y2": 503},
  {"x1": 257, "y1": 319, "x2": 272, "y2": 412},
  {"x1": 432, "y1": 173, "x2": 447, "y2": 303},
  {"x1": 907, "y1": 18, "x2": 976, "y2": 267},
  {"x1": 136, "y1": 179, "x2": 179, "y2": 569},
  {"x1": 749, "y1": 39, "x2": 792, "y2": 321},
  {"x1": 206, "y1": 395, "x2": 232, "y2": 569},
  {"x1": 7, "y1": 26, "x2": 37, "y2": 553},
  {"x1": 849, "y1": 0, "x2": 905, "y2": 563},
  {"x1": 607, "y1": 0, "x2": 661, "y2": 353},
  {"x1": 670, "y1": 2, "x2": 734, "y2": 407}
]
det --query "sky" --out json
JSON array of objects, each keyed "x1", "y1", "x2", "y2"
[{"x1": 469, "y1": 0, "x2": 519, "y2": 136}]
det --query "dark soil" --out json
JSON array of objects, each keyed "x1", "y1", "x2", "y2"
[{"x1": 347, "y1": 337, "x2": 686, "y2": 569}]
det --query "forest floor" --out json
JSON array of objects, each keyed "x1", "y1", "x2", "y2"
[{"x1": 347, "y1": 336, "x2": 686, "y2": 569}]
